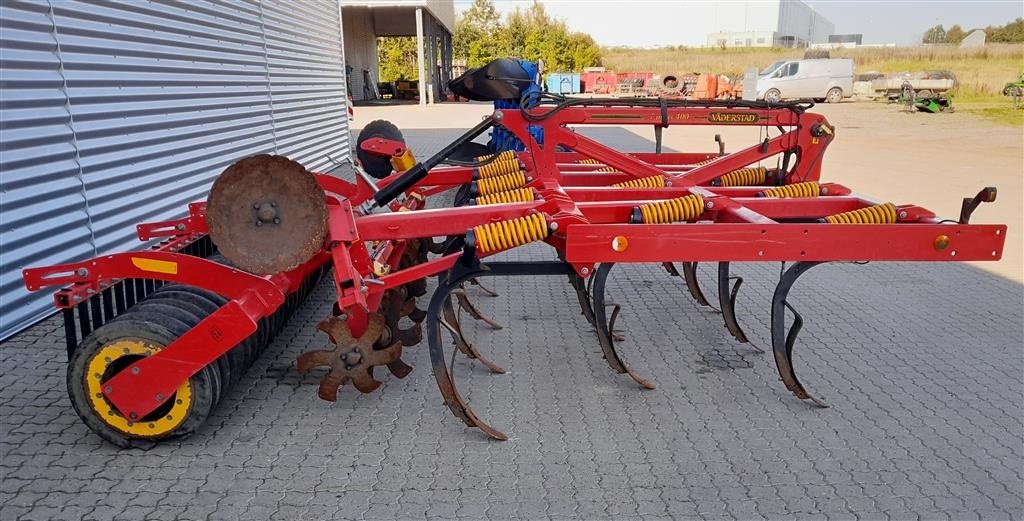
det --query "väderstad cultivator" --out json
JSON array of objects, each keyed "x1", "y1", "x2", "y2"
[{"x1": 23, "y1": 92, "x2": 1005, "y2": 446}]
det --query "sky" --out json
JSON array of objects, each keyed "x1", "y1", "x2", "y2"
[{"x1": 453, "y1": 1, "x2": 1024, "y2": 46}]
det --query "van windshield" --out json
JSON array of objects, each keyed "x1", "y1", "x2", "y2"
[{"x1": 761, "y1": 61, "x2": 786, "y2": 76}]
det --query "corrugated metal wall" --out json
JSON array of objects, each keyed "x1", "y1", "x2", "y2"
[{"x1": 0, "y1": 0, "x2": 350, "y2": 340}]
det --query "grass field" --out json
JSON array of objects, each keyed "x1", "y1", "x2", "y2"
[{"x1": 602, "y1": 44, "x2": 1024, "y2": 125}]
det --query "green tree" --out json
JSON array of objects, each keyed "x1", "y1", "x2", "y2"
[
  {"x1": 500, "y1": 8, "x2": 529, "y2": 58},
  {"x1": 990, "y1": 17, "x2": 1024, "y2": 42},
  {"x1": 517, "y1": 2, "x2": 600, "y2": 71},
  {"x1": 452, "y1": 0, "x2": 601, "y2": 71},
  {"x1": 468, "y1": 37, "x2": 503, "y2": 68},
  {"x1": 946, "y1": 24, "x2": 966, "y2": 44},
  {"x1": 453, "y1": 0, "x2": 501, "y2": 65},
  {"x1": 922, "y1": 24, "x2": 947, "y2": 44},
  {"x1": 377, "y1": 37, "x2": 418, "y2": 82},
  {"x1": 565, "y1": 33, "x2": 601, "y2": 70}
]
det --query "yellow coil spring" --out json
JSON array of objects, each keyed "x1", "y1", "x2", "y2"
[
  {"x1": 612, "y1": 175, "x2": 665, "y2": 189},
  {"x1": 716, "y1": 167, "x2": 767, "y2": 187},
  {"x1": 475, "y1": 188, "x2": 534, "y2": 206},
  {"x1": 475, "y1": 150, "x2": 517, "y2": 163},
  {"x1": 823, "y1": 202, "x2": 898, "y2": 224},
  {"x1": 637, "y1": 194, "x2": 705, "y2": 224},
  {"x1": 694, "y1": 157, "x2": 718, "y2": 166},
  {"x1": 760, "y1": 181, "x2": 820, "y2": 198},
  {"x1": 475, "y1": 171, "x2": 526, "y2": 196},
  {"x1": 576, "y1": 158, "x2": 601, "y2": 164},
  {"x1": 475, "y1": 157, "x2": 521, "y2": 178},
  {"x1": 595, "y1": 166, "x2": 617, "y2": 173},
  {"x1": 472, "y1": 213, "x2": 549, "y2": 253}
]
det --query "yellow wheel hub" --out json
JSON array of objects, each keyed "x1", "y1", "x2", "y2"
[{"x1": 84, "y1": 339, "x2": 192, "y2": 437}]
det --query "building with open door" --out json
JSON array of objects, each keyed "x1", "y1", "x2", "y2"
[{"x1": 341, "y1": 1, "x2": 454, "y2": 104}]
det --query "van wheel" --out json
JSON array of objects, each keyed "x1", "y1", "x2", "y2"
[
  {"x1": 764, "y1": 89, "x2": 781, "y2": 103},
  {"x1": 825, "y1": 87, "x2": 843, "y2": 103}
]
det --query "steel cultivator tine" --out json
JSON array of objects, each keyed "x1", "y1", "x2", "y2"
[
  {"x1": 662, "y1": 262, "x2": 680, "y2": 278},
  {"x1": 590, "y1": 263, "x2": 655, "y2": 390},
  {"x1": 717, "y1": 262, "x2": 747, "y2": 342},
  {"x1": 454, "y1": 289, "x2": 503, "y2": 329},
  {"x1": 427, "y1": 271, "x2": 509, "y2": 441},
  {"x1": 440, "y1": 296, "x2": 506, "y2": 374},
  {"x1": 568, "y1": 272, "x2": 598, "y2": 327},
  {"x1": 717, "y1": 262, "x2": 763, "y2": 353},
  {"x1": 680, "y1": 262, "x2": 713, "y2": 308},
  {"x1": 468, "y1": 278, "x2": 500, "y2": 297},
  {"x1": 771, "y1": 261, "x2": 829, "y2": 408},
  {"x1": 664, "y1": 262, "x2": 717, "y2": 310}
]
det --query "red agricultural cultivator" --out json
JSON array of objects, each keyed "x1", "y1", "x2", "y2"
[{"x1": 24, "y1": 93, "x2": 1005, "y2": 447}]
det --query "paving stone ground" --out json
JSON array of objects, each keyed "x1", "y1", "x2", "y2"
[{"x1": 1, "y1": 129, "x2": 1021, "y2": 521}]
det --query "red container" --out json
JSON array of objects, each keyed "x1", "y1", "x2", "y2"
[
  {"x1": 692, "y1": 74, "x2": 719, "y2": 99},
  {"x1": 582, "y1": 72, "x2": 617, "y2": 94}
]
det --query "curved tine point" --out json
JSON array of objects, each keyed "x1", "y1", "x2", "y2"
[
  {"x1": 804, "y1": 394, "x2": 830, "y2": 408},
  {"x1": 463, "y1": 411, "x2": 510, "y2": 441},
  {"x1": 469, "y1": 278, "x2": 500, "y2": 297},
  {"x1": 471, "y1": 352, "x2": 507, "y2": 374},
  {"x1": 455, "y1": 290, "x2": 504, "y2": 329},
  {"x1": 427, "y1": 271, "x2": 510, "y2": 440},
  {"x1": 592, "y1": 263, "x2": 655, "y2": 388},
  {"x1": 771, "y1": 261, "x2": 827, "y2": 408},
  {"x1": 440, "y1": 298, "x2": 503, "y2": 372},
  {"x1": 472, "y1": 424, "x2": 509, "y2": 441},
  {"x1": 627, "y1": 370, "x2": 656, "y2": 390},
  {"x1": 438, "y1": 318, "x2": 506, "y2": 374}
]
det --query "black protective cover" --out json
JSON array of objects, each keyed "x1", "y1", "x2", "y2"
[{"x1": 448, "y1": 58, "x2": 534, "y2": 101}]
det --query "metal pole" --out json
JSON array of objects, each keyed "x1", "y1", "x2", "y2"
[{"x1": 416, "y1": 7, "x2": 426, "y2": 106}]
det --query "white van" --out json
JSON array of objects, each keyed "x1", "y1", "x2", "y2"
[{"x1": 756, "y1": 58, "x2": 854, "y2": 103}]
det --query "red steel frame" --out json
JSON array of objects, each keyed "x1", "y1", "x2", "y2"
[{"x1": 22, "y1": 103, "x2": 1006, "y2": 424}]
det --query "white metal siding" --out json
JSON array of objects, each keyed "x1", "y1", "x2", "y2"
[
  {"x1": 0, "y1": 0, "x2": 97, "y2": 337},
  {"x1": 262, "y1": 1, "x2": 349, "y2": 165},
  {"x1": 0, "y1": 0, "x2": 350, "y2": 340}
]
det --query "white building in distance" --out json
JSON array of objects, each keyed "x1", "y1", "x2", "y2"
[{"x1": 705, "y1": 0, "x2": 835, "y2": 48}]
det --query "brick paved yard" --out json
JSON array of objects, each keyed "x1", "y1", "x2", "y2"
[{"x1": 1, "y1": 128, "x2": 1021, "y2": 520}]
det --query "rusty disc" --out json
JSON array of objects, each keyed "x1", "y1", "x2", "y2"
[{"x1": 206, "y1": 155, "x2": 327, "y2": 275}]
